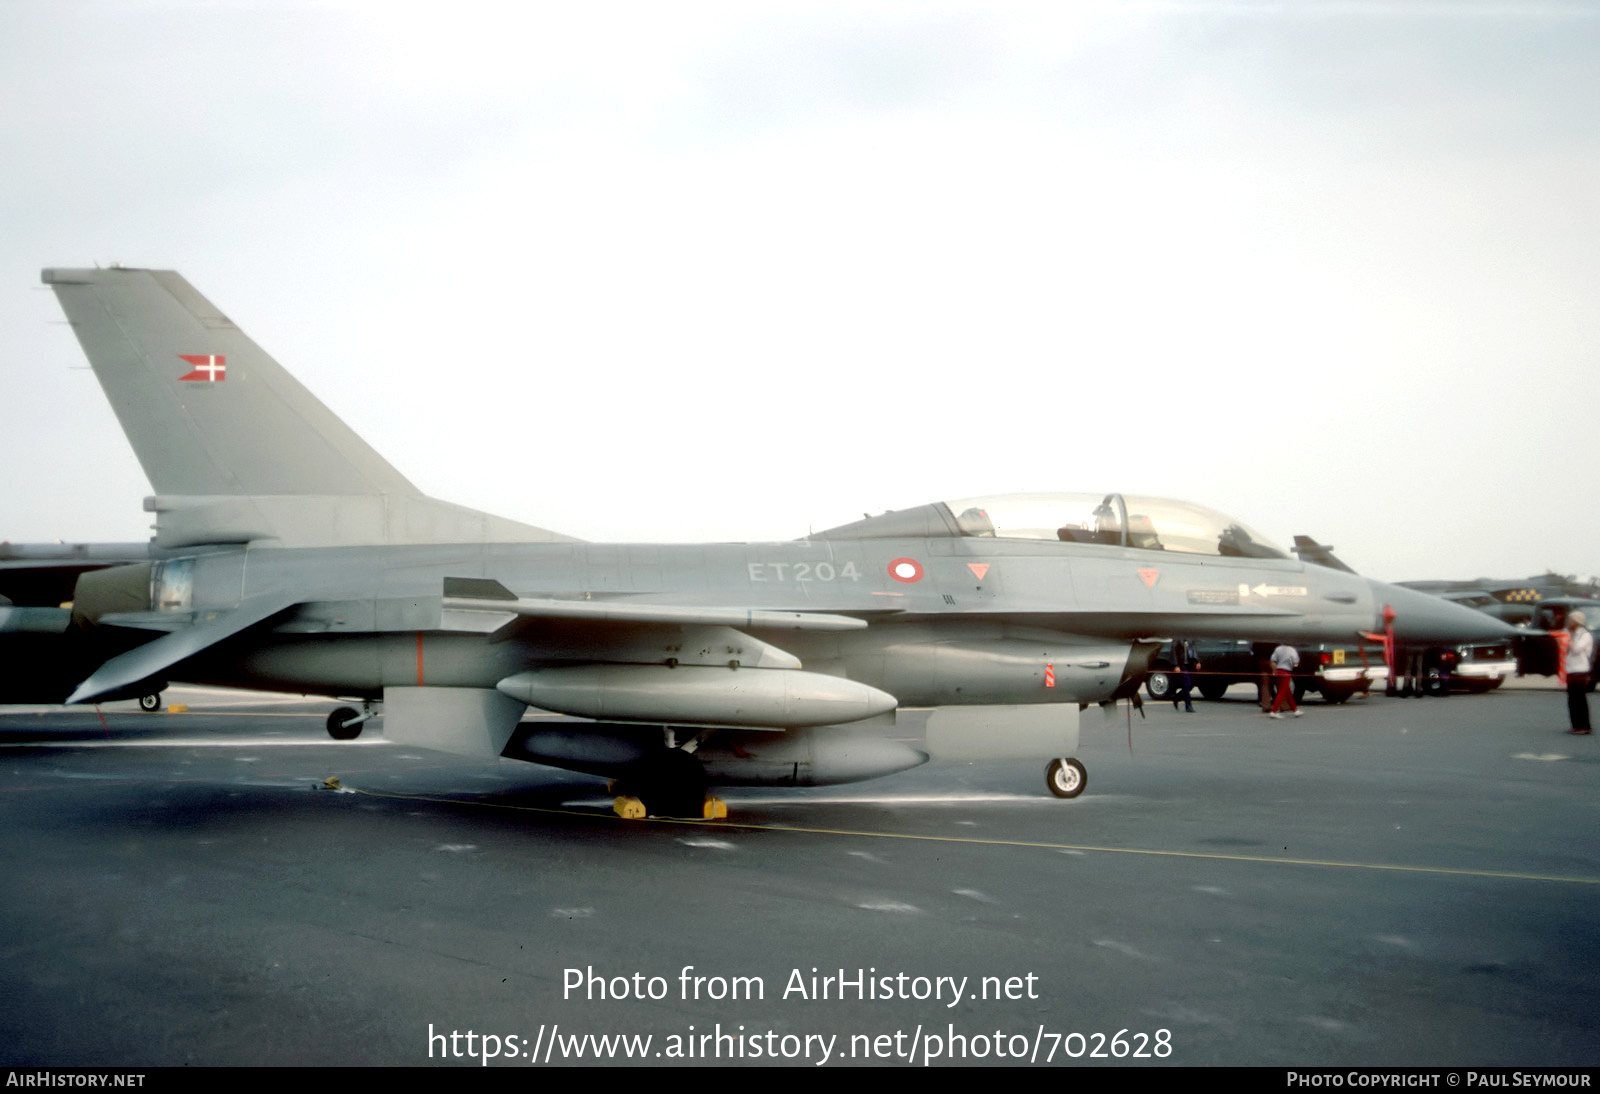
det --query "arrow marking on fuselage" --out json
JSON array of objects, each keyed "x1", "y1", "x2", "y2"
[{"x1": 1239, "y1": 583, "x2": 1309, "y2": 598}]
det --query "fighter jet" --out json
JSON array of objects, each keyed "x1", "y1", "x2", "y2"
[
  {"x1": 1396, "y1": 574, "x2": 1600, "y2": 625},
  {"x1": 17, "y1": 266, "x2": 1515, "y2": 816},
  {"x1": 0, "y1": 540, "x2": 158, "y2": 707}
]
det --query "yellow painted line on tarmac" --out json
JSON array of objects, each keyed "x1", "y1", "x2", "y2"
[
  {"x1": 158, "y1": 710, "x2": 314, "y2": 718},
  {"x1": 343, "y1": 787, "x2": 1600, "y2": 887},
  {"x1": 37, "y1": 710, "x2": 576, "y2": 720},
  {"x1": 0, "y1": 709, "x2": 321, "y2": 719}
]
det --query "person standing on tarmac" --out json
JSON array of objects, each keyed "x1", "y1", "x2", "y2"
[
  {"x1": 1253, "y1": 641, "x2": 1276, "y2": 712},
  {"x1": 1566, "y1": 610, "x2": 1593, "y2": 735},
  {"x1": 1268, "y1": 642, "x2": 1302, "y2": 720},
  {"x1": 1172, "y1": 639, "x2": 1201, "y2": 713}
]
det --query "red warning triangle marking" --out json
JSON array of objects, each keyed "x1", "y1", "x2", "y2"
[
  {"x1": 1137, "y1": 568, "x2": 1159, "y2": 587},
  {"x1": 967, "y1": 563, "x2": 990, "y2": 580}
]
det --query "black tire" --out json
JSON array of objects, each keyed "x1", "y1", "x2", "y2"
[
  {"x1": 1197, "y1": 680, "x2": 1229, "y2": 701},
  {"x1": 326, "y1": 706, "x2": 362, "y2": 740},
  {"x1": 138, "y1": 693, "x2": 161, "y2": 713},
  {"x1": 632, "y1": 748, "x2": 708, "y2": 817},
  {"x1": 1423, "y1": 669, "x2": 1450, "y2": 697},
  {"x1": 1320, "y1": 683, "x2": 1357, "y2": 705},
  {"x1": 1045, "y1": 757, "x2": 1087, "y2": 799},
  {"x1": 1145, "y1": 671, "x2": 1173, "y2": 701}
]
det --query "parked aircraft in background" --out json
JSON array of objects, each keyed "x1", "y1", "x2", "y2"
[
  {"x1": 0, "y1": 266, "x2": 1516, "y2": 816},
  {"x1": 1512, "y1": 599, "x2": 1599, "y2": 691},
  {"x1": 1292, "y1": 536, "x2": 1521, "y2": 695},
  {"x1": 1397, "y1": 574, "x2": 1599, "y2": 625}
]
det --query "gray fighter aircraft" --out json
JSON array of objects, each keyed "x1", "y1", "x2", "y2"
[{"x1": 13, "y1": 266, "x2": 1514, "y2": 816}]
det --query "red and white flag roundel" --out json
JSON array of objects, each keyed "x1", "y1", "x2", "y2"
[
  {"x1": 178, "y1": 354, "x2": 226, "y2": 382},
  {"x1": 887, "y1": 557, "x2": 924, "y2": 583}
]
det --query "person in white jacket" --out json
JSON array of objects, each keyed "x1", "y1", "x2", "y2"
[{"x1": 1566, "y1": 611, "x2": 1593, "y2": 735}]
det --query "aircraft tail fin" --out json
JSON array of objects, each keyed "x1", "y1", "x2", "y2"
[
  {"x1": 45, "y1": 266, "x2": 419, "y2": 498},
  {"x1": 44, "y1": 267, "x2": 576, "y2": 547}
]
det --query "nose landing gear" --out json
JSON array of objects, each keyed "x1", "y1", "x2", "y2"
[
  {"x1": 1045, "y1": 756, "x2": 1087, "y2": 798},
  {"x1": 326, "y1": 702, "x2": 379, "y2": 740}
]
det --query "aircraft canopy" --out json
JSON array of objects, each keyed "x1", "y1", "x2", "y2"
[{"x1": 945, "y1": 493, "x2": 1289, "y2": 559}]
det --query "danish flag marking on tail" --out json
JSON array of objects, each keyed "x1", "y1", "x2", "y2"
[{"x1": 178, "y1": 354, "x2": 226, "y2": 382}]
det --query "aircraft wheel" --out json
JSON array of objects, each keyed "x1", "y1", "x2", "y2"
[
  {"x1": 326, "y1": 706, "x2": 363, "y2": 740},
  {"x1": 138, "y1": 693, "x2": 162, "y2": 713},
  {"x1": 1423, "y1": 669, "x2": 1450, "y2": 697},
  {"x1": 1198, "y1": 680, "x2": 1229, "y2": 701},
  {"x1": 633, "y1": 748, "x2": 708, "y2": 817},
  {"x1": 1145, "y1": 672, "x2": 1173, "y2": 701},
  {"x1": 1045, "y1": 757, "x2": 1087, "y2": 799}
]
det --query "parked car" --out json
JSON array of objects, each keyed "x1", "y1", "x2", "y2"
[
  {"x1": 1514, "y1": 598, "x2": 1599, "y2": 691},
  {"x1": 1422, "y1": 640, "x2": 1517, "y2": 694},
  {"x1": 1144, "y1": 639, "x2": 1254, "y2": 702},
  {"x1": 1144, "y1": 638, "x2": 1387, "y2": 704}
]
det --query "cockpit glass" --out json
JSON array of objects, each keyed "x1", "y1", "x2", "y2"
[{"x1": 943, "y1": 492, "x2": 1289, "y2": 559}]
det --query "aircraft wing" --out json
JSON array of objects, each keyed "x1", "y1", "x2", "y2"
[{"x1": 438, "y1": 578, "x2": 894, "y2": 731}]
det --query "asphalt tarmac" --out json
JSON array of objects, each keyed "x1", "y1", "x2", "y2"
[{"x1": 0, "y1": 683, "x2": 1595, "y2": 1068}]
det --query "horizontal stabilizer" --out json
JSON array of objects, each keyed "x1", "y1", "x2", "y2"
[{"x1": 66, "y1": 593, "x2": 300, "y2": 704}]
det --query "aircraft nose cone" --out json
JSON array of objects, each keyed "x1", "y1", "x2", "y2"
[{"x1": 1368, "y1": 580, "x2": 1521, "y2": 644}]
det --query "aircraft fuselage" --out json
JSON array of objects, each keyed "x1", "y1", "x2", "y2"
[{"x1": 87, "y1": 534, "x2": 1391, "y2": 708}]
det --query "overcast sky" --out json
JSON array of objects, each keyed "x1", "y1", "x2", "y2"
[{"x1": 2, "y1": 0, "x2": 1596, "y2": 582}]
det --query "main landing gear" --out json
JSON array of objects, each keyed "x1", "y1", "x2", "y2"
[
  {"x1": 326, "y1": 702, "x2": 379, "y2": 740},
  {"x1": 611, "y1": 740, "x2": 727, "y2": 820},
  {"x1": 138, "y1": 692, "x2": 162, "y2": 713},
  {"x1": 1045, "y1": 757, "x2": 1087, "y2": 799}
]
